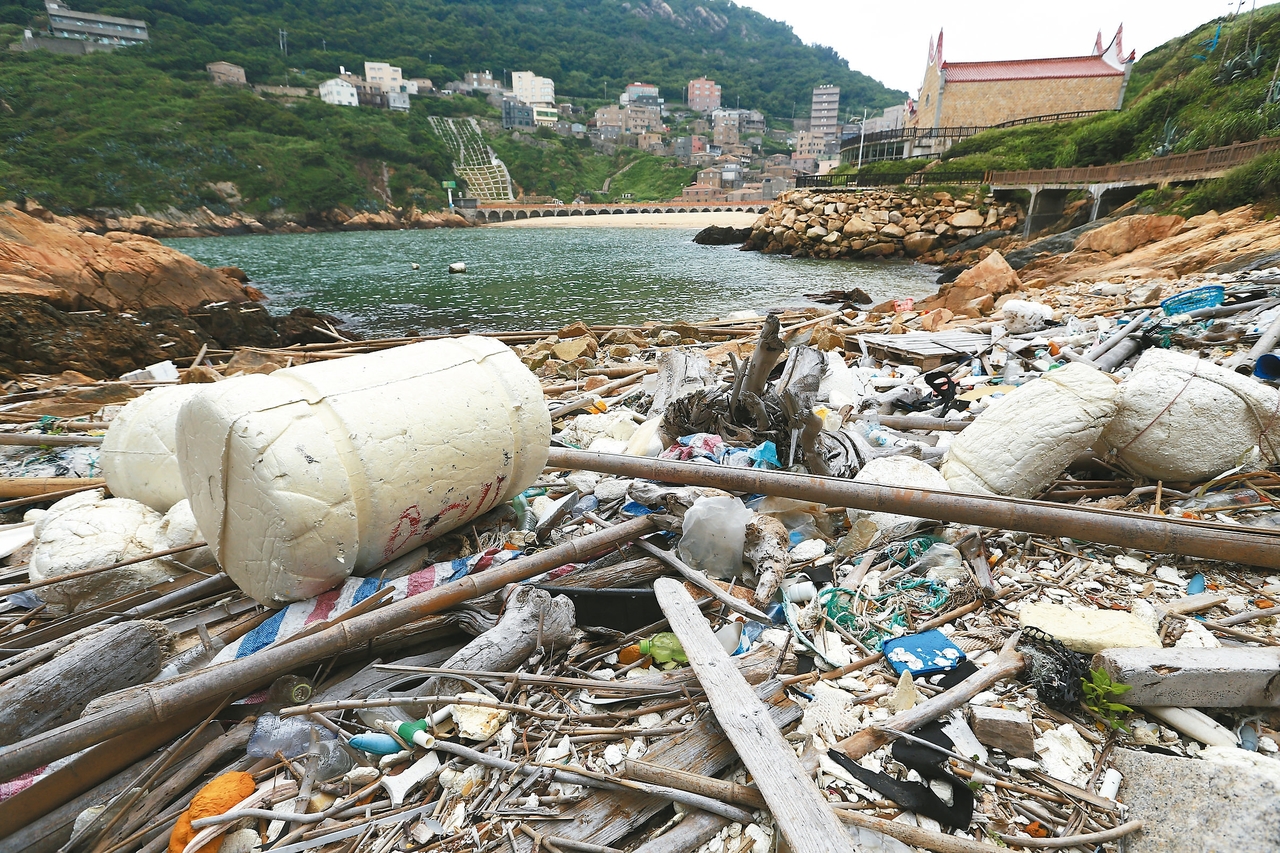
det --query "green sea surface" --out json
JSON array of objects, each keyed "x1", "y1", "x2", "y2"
[{"x1": 166, "y1": 227, "x2": 939, "y2": 337}]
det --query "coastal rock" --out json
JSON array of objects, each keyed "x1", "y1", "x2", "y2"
[
  {"x1": 922, "y1": 250, "x2": 1022, "y2": 317},
  {"x1": 903, "y1": 233, "x2": 938, "y2": 256},
  {"x1": 0, "y1": 204, "x2": 255, "y2": 312},
  {"x1": 1075, "y1": 214, "x2": 1186, "y2": 255},
  {"x1": 948, "y1": 210, "x2": 985, "y2": 228},
  {"x1": 879, "y1": 223, "x2": 906, "y2": 239},
  {"x1": 693, "y1": 225, "x2": 751, "y2": 245},
  {"x1": 841, "y1": 217, "x2": 876, "y2": 237}
]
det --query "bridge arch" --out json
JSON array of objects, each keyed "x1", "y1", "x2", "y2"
[{"x1": 515, "y1": 210, "x2": 528, "y2": 220}]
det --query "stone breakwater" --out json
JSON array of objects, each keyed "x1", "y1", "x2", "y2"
[{"x1": 743, "y1": 189, "x2": 1023, "y2": 263}]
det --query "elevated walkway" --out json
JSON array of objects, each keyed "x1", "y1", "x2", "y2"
[{"x1": 988, "y1": 137, "x2": 1280, "y2": 236}]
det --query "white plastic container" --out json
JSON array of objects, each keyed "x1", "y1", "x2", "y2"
[
  {"x1": 100, "y1": 385, "x2": 207, "y2": 511},
  {"x1": 176, "y1": 337, "x2": 550, "y2": 605}
]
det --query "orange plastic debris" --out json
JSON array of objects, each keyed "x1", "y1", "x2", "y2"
[{"x1": 168, "y1": 771, "x2": 257, "y2": 853}]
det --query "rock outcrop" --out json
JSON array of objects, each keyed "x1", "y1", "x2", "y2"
[
  {"x1": 0, "y1": 204, "x2": 255, "y2": 312},
  {"x1": 912, "y1": 250, "x2": 1023, "y2": 317},
  {"x1": 1074, "y1": 214, "x2": 1186, "y2": 256},
  {"x1": 743, "y1": 189, "x2": 1019, "y2": 262}
]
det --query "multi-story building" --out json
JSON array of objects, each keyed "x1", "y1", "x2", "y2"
[
  {"x1": 206, "y1": 61, "x2": 247, "y2": 86},
  {"x1": 365, "y1": 62, "x2": 417, "y2": 95},
  {"x1": 43, "y1": 0, "x2": 148, "y2": 48},
  {"x1": 687, "y1": 77, "x2": 721, "y2": 112},
  {"x1": 683, "y1": 183, "x2": 726, "y2": 202},
  {"x1": 672, "y1": 135, "x2": 708, "y2": 163},
  {"x1": 502, "y1": 99, "x2": 536, "y2": 129},
  {"x1": 512, "y1": 71, "x2": 556, "y2": 106},
  {"x1": 319, "y1": 77, "x2": 359, "y2": 107},
  {"x1": 387, "y1": 91, "x2": 411, "y2": 112},
  {"x1": 621, "y1": 82, "x2": 662, "y2": 108},
  {"x1": 695, "y1": 166, "x2": 722, "y2": 188},
  {"x1": 793, "y1": 131, "x2": 827, "y2": 158},
  {"x1": 463, "y1": 71, "x2": 503, "y2": 92},
  {"x1": 809, "y1": 85, "x2": 841, "y2": 139}
]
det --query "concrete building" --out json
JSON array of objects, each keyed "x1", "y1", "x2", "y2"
[
  {"x1": 809, "y1": 84, "x2": 841, "y2": 139},
  {"x1": 512, "y1": 71, "x2": 556, "y2": 106},
  {"x1": 42, "y1": 0, "x2": 148, "y2": 48},
  {"x1": 683, "y1": 184, "x2": 726, "y2": 202},
  {"x1": 687, "y1": 77, "x2": 721, "y2": 112},
  {"x1": 503, "y1": 98, "x2": 535, "y2": 129},
  {"x1": 409, "y1": 78, "x2": 433, "y2": 93},
  {"x1": 793, "y1": 131, "x2": 828, "y2": 158},
  {"x1": 909, "y1": 27, "x2": 1134, "y2": 129},
  {"x1": 206, "y1": 62, "x2": 247, "y2": 86},
  {"x1": 365, "y1": 62, "x2": 418, "y2": 94},
  {"x1": 862, "y1": 104, "x2": 907, "y2": 134},
  {"x1": 621, "y1": 82, "x2": 662, "y2": 108},
  {"x1": 388, "y1": 91, "x2": 410, "y2": 112},
  {"x1": 319, "y1": 77, "x2": 359, "y2": 107},
  {"x1": 672, "y1": 135, "x2": 708, "y2": 163},
  {"x1": 532, "y1": 105, "x2": 559, "y2": 127},
  {"x1": 637, "y1": 132, "x2": 665, "y2": 153},
  {"x1": 695, "y1": 166, "x2": 722, "y2": 188}
]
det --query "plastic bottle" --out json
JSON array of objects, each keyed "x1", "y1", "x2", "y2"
[
  {"x1": 311, "y1": 739, "x2": 362, "y2": 781},
  {"x1": 247, "y1": 713, "x2": 332, "y2": 759},
  {"x1": 638, "y1": 632, "x2": 687, "y2": 666},
  {"x1": 355, "y1": 688, "x2": 417, "y2": 733},
  {"x1": 676, "y1": 495, "x2": 751, "y2": 579}
]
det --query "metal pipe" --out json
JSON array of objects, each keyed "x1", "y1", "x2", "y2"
[
  {"x1": 0, "y1": 515, "x2": 657, "y2": 785},
  {"x1": 545, "y1": 449, "x2": 1280, "y2": 569},
  {"x1": 1091, "y1": 334, "x2": 1145, "y2": 372}
]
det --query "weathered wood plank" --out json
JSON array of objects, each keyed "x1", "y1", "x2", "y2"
[{"x1": 654, "y1": 577, "x2": 851, "y2": 853}]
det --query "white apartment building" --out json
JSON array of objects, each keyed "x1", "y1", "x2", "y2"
[
  {"x1": 512, "y1": 71, "x2": 556, "y2": 106},
  {"x1": 319, "y1": 77, "x2": 359, "y2": 107},
  {"x1": 810, "y1": 84, "x2": 841, "y2": 138}
]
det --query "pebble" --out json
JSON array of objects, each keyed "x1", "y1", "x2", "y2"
[{"x1": 593, "y1": 478, "x2": 632, "y2": 503}]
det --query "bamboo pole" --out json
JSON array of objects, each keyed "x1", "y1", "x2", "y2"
[
  {"x1": 545, "y1": 449, "x2": 1280, "y2": 569},
  {"x1": 0, "y1": 478, "x2": 104, "y2": 501},
  {"x1": 0, "y1": 434, "x2": 103, "y2": 447},
  {"x1": 0, "y1": 515, "x2": 656, "y2": 784}
]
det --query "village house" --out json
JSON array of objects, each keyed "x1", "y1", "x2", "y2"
[
  {"x1": 319, "y1": 77, "x2": 359, "y2": 107},
  {"x1": 206, "y1": 61, "x2": 247, "y2": 86}
]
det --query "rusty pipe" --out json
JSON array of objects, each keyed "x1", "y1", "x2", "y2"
[
  {"x1": 545, "y1": 449, "x2": 1280, "y2": 569},
  {"x1": 0, "y1": 515, "x2": 656, "y2": 786}
]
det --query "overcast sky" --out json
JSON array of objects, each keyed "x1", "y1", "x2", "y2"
[{"x1": 735, "y1": 0, "x2": 1280, "y2": 96}]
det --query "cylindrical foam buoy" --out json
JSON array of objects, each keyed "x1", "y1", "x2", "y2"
[
  {"x1": 100, "y1": 386, "x2": 206, "y2": 512},
  {"x1": 175, "y1": 337, "x2": 549, "y2": 605}
]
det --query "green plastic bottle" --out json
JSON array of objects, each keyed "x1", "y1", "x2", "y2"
[{"x1": 639, "y1": 632, "x2": 687, "y2": 666}]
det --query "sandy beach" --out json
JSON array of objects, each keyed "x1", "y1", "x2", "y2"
[{"x1": 484, "y1": 210, "x2": 760, "y2": 228}]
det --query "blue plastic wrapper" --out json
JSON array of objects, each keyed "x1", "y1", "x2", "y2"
[{"x1": 882, "y1": 629, "x2": 967, "y2": 677}]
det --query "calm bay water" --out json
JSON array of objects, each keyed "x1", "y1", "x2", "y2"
[{"x1": 165, "y1": 226, "x2": 940, "y2": 338}]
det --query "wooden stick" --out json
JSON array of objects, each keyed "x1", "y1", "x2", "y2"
[
  {"x1": 996, "y1": 820, "x2": 1144, "y2": 848},
  {"x1": 624, "y1": 759, "x2": 767, "y2": 809},
  {"x1": 0, "y1": 478, "x2": 104, "y2": 501},
  {"x1": 654, "y1": 577, "x2": 851, "y2": 853},
  {"x1": 0, "y1": 433, "x2": 104, "y2": 447}
]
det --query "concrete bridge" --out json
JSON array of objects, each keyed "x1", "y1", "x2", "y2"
[
  {"x1": 470, "y1": 202, "x2": 768, "y2": 222},
  {"x1": 989, "y1": 136, "x2": 1280, "y2": 236}
]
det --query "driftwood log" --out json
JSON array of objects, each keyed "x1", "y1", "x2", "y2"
[
  {"x1": 0, "y1": 621, "x2": 167, "y2": 746},
  {"x1": 414, "y1": 584, "x2": 576, "y2": 701}
]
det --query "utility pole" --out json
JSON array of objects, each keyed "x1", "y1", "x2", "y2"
[
  {"x1": 322, "y1": 38, "x2": 326, "y2": 52},
  {"x1": 279, "y1": 29, "x2": 288, "y2": 57},
  {"x1": 856, "y1": 107, "x2": 867, "y2": 171}
]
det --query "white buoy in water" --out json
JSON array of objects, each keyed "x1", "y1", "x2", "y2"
[
  {"x1": 448, "y1": 262, "x2": 467, "y2": 274},
  {"x1": 411, "y1": 263, "x2": 420, "y2": 270}
]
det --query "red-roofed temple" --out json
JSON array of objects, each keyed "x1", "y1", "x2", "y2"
[{"x1": 907, "y1": 27, "x2": 1135, "y2": 132}]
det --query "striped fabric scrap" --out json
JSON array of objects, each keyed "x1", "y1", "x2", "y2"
[{"x1": 213, "y1": 547, "x2": 520, "y2": 665}]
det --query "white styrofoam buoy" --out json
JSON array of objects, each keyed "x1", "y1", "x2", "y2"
[
  {"x1": 175, "y1": 337, "x2": 550, "y2": 605},
  {"x1": 411, "y1": 263, "x2": 420, "y2": 270},
  {"x1": 100, "y1": 385, "x2": 207, "y2": 511},
  {"x1": 448, "y1": 262, "x2": 467, "y2": 274}
]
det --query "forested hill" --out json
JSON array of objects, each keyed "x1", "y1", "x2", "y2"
[
  {"x1": 4, "y1": 0, "x2": 903, "y2": 118},
  {"x1": 0, "y1": 0, "x2": 902, "y2": 217}
]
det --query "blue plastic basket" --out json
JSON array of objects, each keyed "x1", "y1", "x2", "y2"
[{"x1": 1160, "y1": 285, "x2": 1224, "y2": 316}]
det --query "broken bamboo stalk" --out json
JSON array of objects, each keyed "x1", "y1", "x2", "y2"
[
  {"x1": 0, "y1": 478, "x2": 104, "y2": 501},
  {"x1": 0, "y1": 433, "x2": 103, "y2": 447},
  {"x1": 0, "y1": 514, "x2": 656, "y2": 784},
  {"x1": 654, "y1": 577, "x2": 852, "y2": 853},
  {"x1": 547, "y1": 449, "x2": 1280, "y2": 569}
]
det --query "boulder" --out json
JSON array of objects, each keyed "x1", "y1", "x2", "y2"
[
  {"x1": 879, "y1": 223, "x2": 907, "y2": 239},
  {"x1": 1075, "y1": 214, "x2": 1186, "y2": 255},
  {"x1": 948, "y1": 209, "x2": 985, "y2": 228},
  {"x1": 0, "y1": 204, "x2": 254, "y2": 312},
  {"x1": 926, "y1": 250, "x2": 1023, "y2": 317},
  {"x1": 841, "y1": 217, "x2": 876, "y2": 237},
  {"x1": 902, "y1": 233, "x2": 937, "y2": 257}
]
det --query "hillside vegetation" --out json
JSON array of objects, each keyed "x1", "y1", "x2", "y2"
[{"x1": 0, "y1": 0, "x2": 904, "y2": 217}]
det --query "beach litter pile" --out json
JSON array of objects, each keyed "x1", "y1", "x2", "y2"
[{"x1": 1, "y1": 273, "x2": 1280, "y2": 853}]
